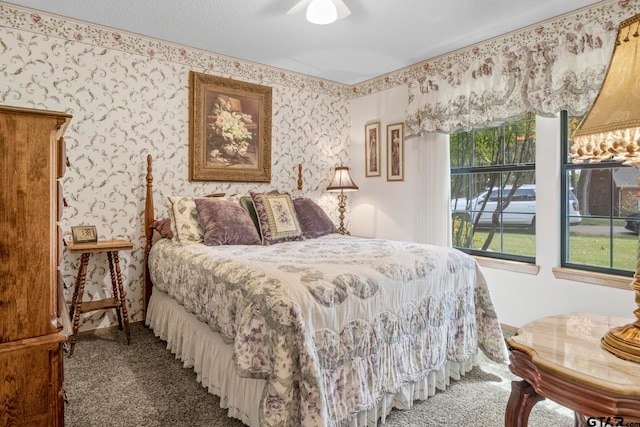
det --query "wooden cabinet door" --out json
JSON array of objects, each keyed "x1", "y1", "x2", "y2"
[{"x1": 0, "y1": 107, "x2": 70, "y2": 343}]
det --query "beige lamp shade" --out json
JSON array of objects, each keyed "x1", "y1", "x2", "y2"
[
  {"x1": 327, "y1": 166, "x2": 359, "y2": 192},
  {"x1": 571, "y1": 14, "x2": 640, "y2": 164}
]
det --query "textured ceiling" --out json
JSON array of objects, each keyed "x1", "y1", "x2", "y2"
[{"x1": 5, "y1": 0, "x2": 603, "y2": 85}]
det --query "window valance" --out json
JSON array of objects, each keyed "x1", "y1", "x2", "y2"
[{"x1": 404, "y1": 4, "x2": 631, "y2": 138}]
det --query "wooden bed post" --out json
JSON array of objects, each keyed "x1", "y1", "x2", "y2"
[
  {"x1": 297, "y1": 164, "x2": 303, "y2": 191},
  {"x1": 143, "y1": 154, "x2": 154, "y2": 316}
]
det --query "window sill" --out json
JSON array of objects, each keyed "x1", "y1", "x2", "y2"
[
  {"x1": 473, "y1": 256, "x2": 540, "y2": 275},
  {"x1": 552, "y1": 267, "x2": 633, "y2": 290},
  {"x1": 472, "y1": 258, "x2": 634, "y2": 290}
]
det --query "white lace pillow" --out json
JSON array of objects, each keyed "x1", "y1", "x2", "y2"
[
  {"x1": 167, "y1": 196, "x2": 203, "y2": 243},
  {"x1": 165, "y1": 199, "x2": 179, "y2": 241}
]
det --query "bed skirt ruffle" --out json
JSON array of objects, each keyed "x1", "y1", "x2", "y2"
[{"x1": 145, "y1": 289, "x2": 476, "y2": 427}]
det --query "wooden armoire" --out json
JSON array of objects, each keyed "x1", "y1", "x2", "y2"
[{"x1": 0, "y1": 105, "x2": 71, "y2": 426}]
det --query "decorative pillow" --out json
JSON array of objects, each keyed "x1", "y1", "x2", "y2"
[
  {"x1": 167, "y1": 196, "x2": 203, "y2": 243},
  {"x1": 194, "y1": 198, "x2": 261, "y2": 246},
  {"x1": 239, "y1": 190, "x2": 279, "y2": 237},
  {"x1": 249, "y1": 191, "x2": 303, "y2": 245},
  {"x1": 166, "y1": 200, "x2": 179, "y2": 241},
  {"x1": 151, "y1": 218, "x2": 174, "y2": 240},
  {"x1": 293, "y1": 198, "x2": 337, "y2": 239}
]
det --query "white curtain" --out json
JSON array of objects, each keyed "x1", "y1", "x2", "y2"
[
  {"x1": 403, "y1": 1, "x2": 633, "y2": 137},
  {"x1": 415, "y1": 133, "x2": 451, "y2": 247}
]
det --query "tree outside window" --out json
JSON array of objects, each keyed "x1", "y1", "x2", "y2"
[{"x1": 450, "y1": 113, "x2": 536, "y2": 262}]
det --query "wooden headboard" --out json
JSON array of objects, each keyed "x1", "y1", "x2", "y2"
[{"x1": 142, "y1": 154, "x2": 304, "y2": 315}]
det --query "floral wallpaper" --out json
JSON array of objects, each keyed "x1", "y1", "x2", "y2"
[
  {"x1": 0, "y1": 0, "x2": 637, "y2": 331},
  {"x1": 0, "y1": 3, "x2": 350, "y2": 331}
]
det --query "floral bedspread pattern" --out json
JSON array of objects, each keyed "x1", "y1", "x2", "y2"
[{"x1": 148, "y1": 235, "x2": 507, "y2": 426}]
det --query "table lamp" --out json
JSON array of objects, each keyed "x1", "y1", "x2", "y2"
[
  {"x1": 571, "y1": 13, "x2": 640, "y2": 363},
  {"x1": 327, "y1": 164, "x2": 358, "y2": 235}
]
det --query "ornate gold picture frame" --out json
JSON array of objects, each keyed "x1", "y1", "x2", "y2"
[
  {"x1": 386, "y1": 122, "x2": 404, "y2": 182},
  {"x1": 364, "y1": 121, "x2": 381, "y2": 177},
  {"x1": 189, "y1": 71, "x2": 272, "y2": 182}
]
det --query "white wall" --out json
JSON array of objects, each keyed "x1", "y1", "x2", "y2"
[
  {"x1": 347, "y1": 85, "x2": 419, "y2": 242},
  {"x1": 348, "y1": 90, "x2": 637, "y2": 328}
]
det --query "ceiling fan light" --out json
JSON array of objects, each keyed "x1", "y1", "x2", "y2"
[{"x1": 306, "y1": 0, "x2": 337, "y2": 25}]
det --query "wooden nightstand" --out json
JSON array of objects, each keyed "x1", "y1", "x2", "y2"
[{"x1": 67, "y1": 239, "x2": 133, "y2": 356}]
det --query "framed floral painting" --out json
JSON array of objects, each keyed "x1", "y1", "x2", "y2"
[
  {"x1": 364, "y1": 121, "x2": 381, "y2": 177},
  {"x1": 386, "y1": 122, "x2": 404, "y2": 181},
  {"x1": 189, "y1": 71, "x2": 272, "y2": 182}
]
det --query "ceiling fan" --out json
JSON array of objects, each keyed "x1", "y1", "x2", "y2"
[{"x1": 287, "y1": 0, "x2": 351, "y2": 25}]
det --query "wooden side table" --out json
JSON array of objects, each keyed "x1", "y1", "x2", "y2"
[
  {"x1": 67, "y1": 239, "x2": 133, "y2": 356},
  {"x1": 505, "y1": 312, "x2": 640, "y2": 427}
]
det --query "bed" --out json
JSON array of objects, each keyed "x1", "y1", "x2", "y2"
[{"x1": 142, "y1": 155, "x2": 508, "y2": 426}]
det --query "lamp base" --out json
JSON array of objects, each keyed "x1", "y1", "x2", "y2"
[
  {"x1": 601, "y1": 322, "x2": 640, "y2": 363},
  {"x1": 336, "y1": 193, "x2": 349, "y2": 235}
]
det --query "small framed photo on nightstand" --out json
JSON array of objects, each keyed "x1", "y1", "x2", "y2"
[{"x1": 71, "y1": 225, "x2": 98, "y2": 244}]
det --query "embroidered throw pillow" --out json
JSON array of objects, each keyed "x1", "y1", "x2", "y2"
[
  {"x1": 249, "y1": 191, "x2": 303, "y2": 245},
  {"x1": 292, "y1": 198, "x2": 337, "y2": 239},
  {"x1": 194, "y1": 198, "x2": 261, "y2": 246},
  {"x1": 239, "y1": 189, "x2": 279, "y2": 238}
]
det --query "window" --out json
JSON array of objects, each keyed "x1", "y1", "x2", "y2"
[
  {"x1": 561, "y1": 111, "x2": 638, "y2": 276},
  {"x1": 450, "y1": 113, "x2": 536, "y2": 262}
]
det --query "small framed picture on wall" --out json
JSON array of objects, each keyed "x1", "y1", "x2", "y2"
[
  {"x1": 364, "y1": 121, "x2": 381, "y2": 177},
  {"x1": 386, "y1": 122, "x2": 404, "y2": 182}
]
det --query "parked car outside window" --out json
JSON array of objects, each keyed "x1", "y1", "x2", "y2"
[
  {"x1": 624, "y1": 213, "x2": 640, "y2": 233},
  {"x1": 451, "y1": 184, "x2": 581, "y2": 230}
]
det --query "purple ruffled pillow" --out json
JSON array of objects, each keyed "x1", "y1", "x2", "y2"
[
  {"x1": 292, "y1": 198, "x2": 337, "y2": 239},
  {"x1": 194, "y1": 198, "x2": 261, "y2": 246}
]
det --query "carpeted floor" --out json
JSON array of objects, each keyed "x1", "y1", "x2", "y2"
[{"x1": 63, "y1": 325, "x2": 574, "y2": 426}]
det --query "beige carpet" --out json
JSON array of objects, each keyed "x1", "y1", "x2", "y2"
[{"x1": 63, "y1": 325, "x2": 573, "y2": 426}]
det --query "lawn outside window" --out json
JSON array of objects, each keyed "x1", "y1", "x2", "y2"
[
  {"x1": 450, "y1": 113, "x2": 536, "y2": 263},
  {"x1": 561, "y1": 111, "x2": 638, "y2": 277}
]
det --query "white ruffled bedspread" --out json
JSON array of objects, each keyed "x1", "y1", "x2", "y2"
[{"x1": 148, "y1": 234, "x2": 508, "y2": 427}]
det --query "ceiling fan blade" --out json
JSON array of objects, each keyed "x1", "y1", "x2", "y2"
[
  {"x1": 286, "y1": 0, "x2": 313, "y2": 15},
  {"x1": 333, "y1": 0, "x2": 351, "y2": 20}
]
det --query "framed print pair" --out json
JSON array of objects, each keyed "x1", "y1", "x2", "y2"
[{"x1": 364, "y1": 121, "x2": 404, "y2": 181}]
